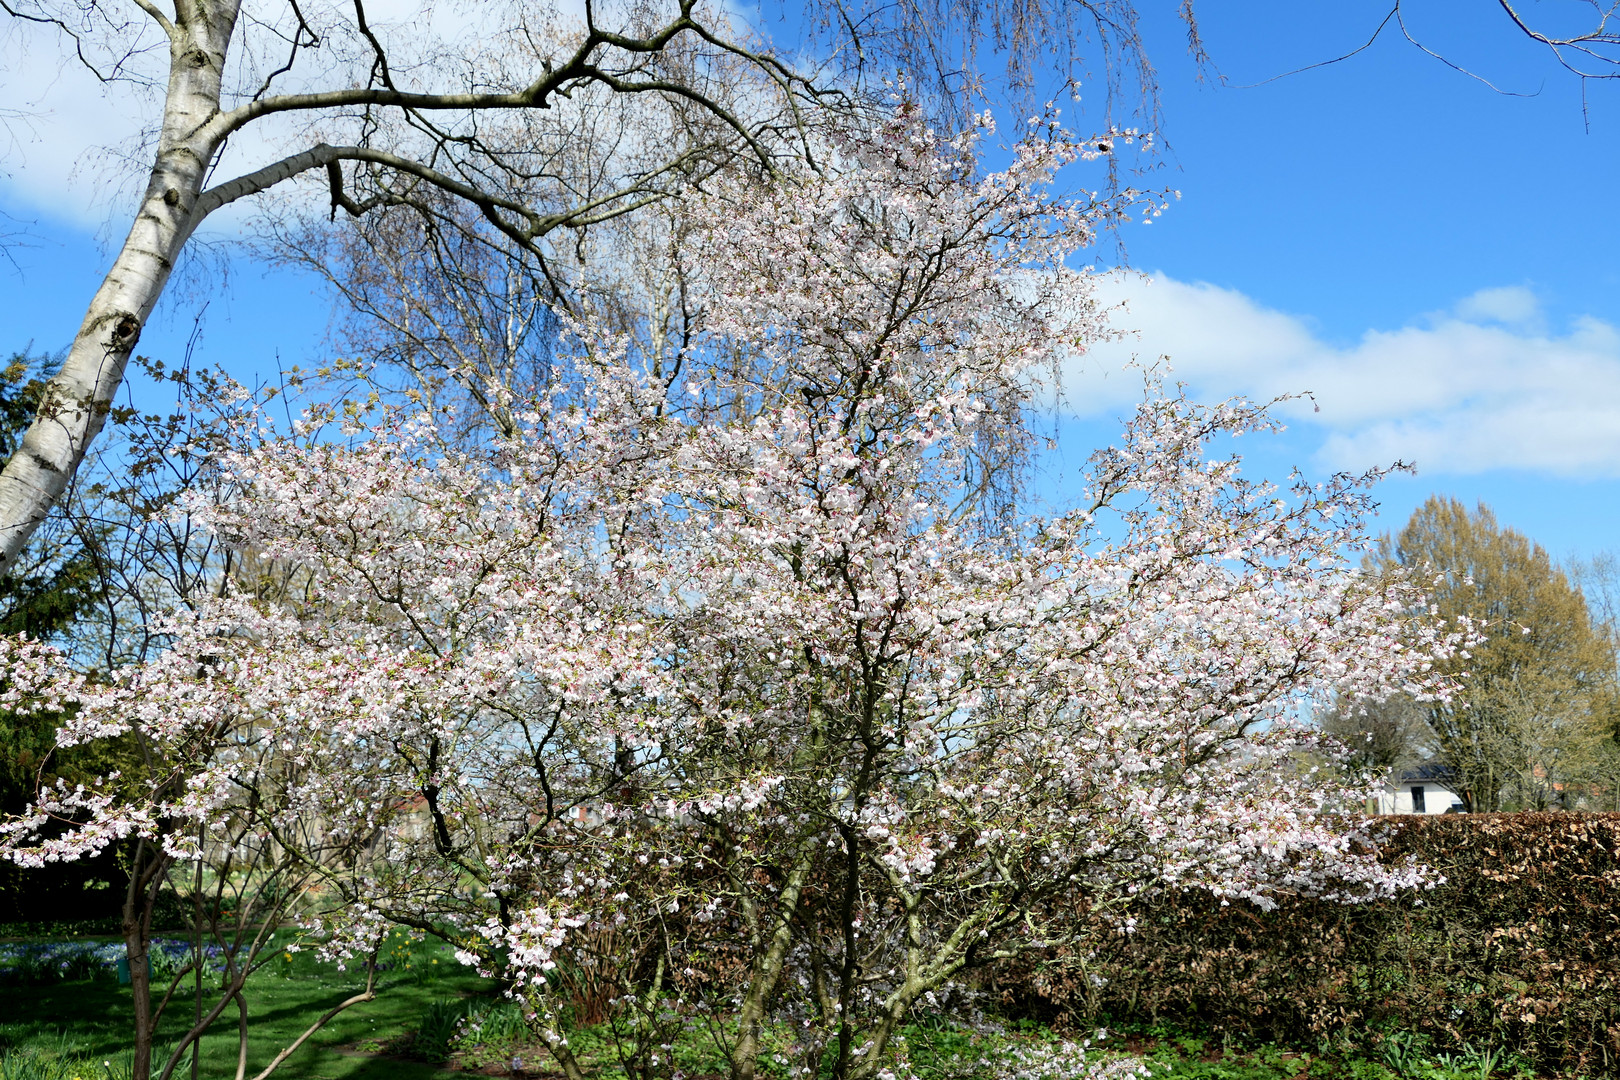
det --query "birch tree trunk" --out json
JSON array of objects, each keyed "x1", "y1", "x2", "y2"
[{"x1": 0, "y1": 0, "x2": 238, "y2": 570}]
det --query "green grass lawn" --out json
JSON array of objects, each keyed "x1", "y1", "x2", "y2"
[{"x1": 0, "y1": 930, "x2": 493, "y2": 1079}]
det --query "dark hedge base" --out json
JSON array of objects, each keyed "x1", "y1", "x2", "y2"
[{"x1": 988, "y1": 813, "x2": 1620, "y2": 1078}]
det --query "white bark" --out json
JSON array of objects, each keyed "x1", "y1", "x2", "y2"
[{"x1": 0, "y1": 0, "x2": 241, "y2": 569}]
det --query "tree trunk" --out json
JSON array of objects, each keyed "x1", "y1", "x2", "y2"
[
  {"x1": 729, "y1": 858, "x2": 811, "y2": 1080},
  {"x1": 126, "y1": 913, "x2": 154, "y2": 1080},
  {"x1": 125, "y1": 838, "x2": 175, "y2": 1080},
  {"x1": 0, "y1": 0, "x2": 238, "y2": 569}
]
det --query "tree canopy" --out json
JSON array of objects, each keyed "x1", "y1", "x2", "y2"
[
  {"x1": 1369, "y1": 496, "x2": 1619, "y2": 811},
  {"x1": 0, "y1": 112, "x2": 1449, "y2": 1080}
]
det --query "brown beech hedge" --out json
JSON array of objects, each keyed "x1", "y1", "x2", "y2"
[{"x1": 987, "y1": 812, "x2": 1620, "y2": 1076}]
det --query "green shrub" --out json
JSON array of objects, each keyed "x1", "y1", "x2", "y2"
[
  {"x1": 411, "y1": 997, "x2": 478, "y2": 1063},
  {"x1": 445, "y1": 999, "x2": 531, "y2": 1072}
]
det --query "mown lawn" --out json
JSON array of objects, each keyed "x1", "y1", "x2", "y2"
[{"x1": 0, "y1": 929, "x2": 491, "y2": 1079}]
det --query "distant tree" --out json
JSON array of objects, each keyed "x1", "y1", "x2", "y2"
[
  {"x1": 1317, "y1": 692, "x2": 1430, "y2": 777},
  {"x1": 1563, "y1": 551, "x2": 1620, "y2": 807},
  {"x1": 1370, "y1": 496, "x2": 1618, "y2": 812},
  {"x1": 1569, "y1": 551, "x2": 1620, "y2": 662}
]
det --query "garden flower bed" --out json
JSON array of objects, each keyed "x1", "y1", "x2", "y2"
[{"x1": 0, "y1": 940, "x2": 224, "y2": 985}]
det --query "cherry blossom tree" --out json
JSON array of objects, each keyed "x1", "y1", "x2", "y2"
[
  {"x1": 1, "y1": 112, "x2": 1451, "y2": 1080},
  {"x1": 0, "y1": 0, "x2": 1205, "y2": 571}
]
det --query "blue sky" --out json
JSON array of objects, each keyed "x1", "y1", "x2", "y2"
[
  {"x1": 1042, "y1": 1, "x2": 1620, "y2": 564},
  {"x1": 2, "y1": 0, "x2": 1618, "y2": 562}
]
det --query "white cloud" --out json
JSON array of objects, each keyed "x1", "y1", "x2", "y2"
[
  {"x1": 0, "y1": 17, "x2": 166, "y2": 225},
  {"x1": 1453, "y1": 284, "x2": 1541, "y2": 327},
  {"x1": 1061, "y1": 275, "x2": 1620, "y2": 477}
]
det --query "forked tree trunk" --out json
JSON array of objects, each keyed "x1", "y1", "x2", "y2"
[{"x1": 0, "y1": 0, "x2": 239, "y2": 569}]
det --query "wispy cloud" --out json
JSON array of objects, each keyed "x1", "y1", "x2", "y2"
[
  {"x1": 1061, "y1": 274, "x2": 1620, "y2": 477},
  {"x1": 0, "y1": 17, "x2": 164, "y2": 226}
]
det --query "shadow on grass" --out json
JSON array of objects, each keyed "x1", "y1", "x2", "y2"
[{"x1": 0, "y1": 965, "x2": 494, "y2": 1079}]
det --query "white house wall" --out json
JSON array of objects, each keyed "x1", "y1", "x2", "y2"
[{"x1": 1377, "y1": 782, "x2": 1465, "y2": 815}]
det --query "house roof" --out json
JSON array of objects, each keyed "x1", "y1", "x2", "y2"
[{"x1": 1395, "y1": 759, "x2": 1459, "y2": 784}]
